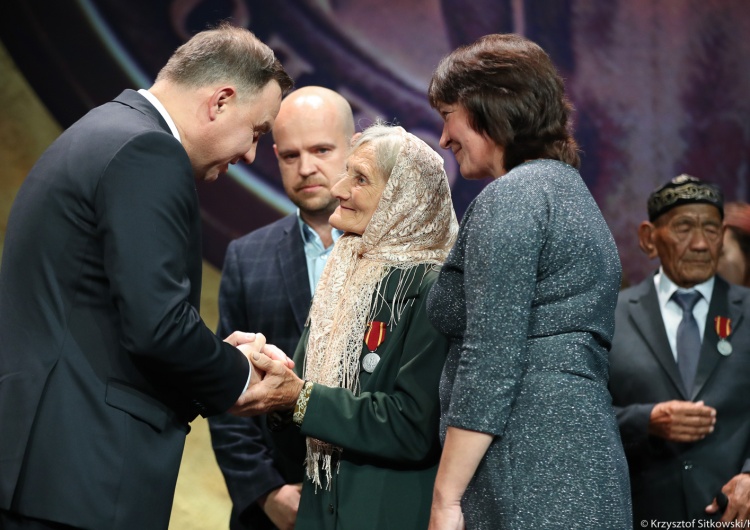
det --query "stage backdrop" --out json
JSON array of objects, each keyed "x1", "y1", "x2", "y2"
[{"x1": 1, "y1": 0, "x2": 749, "y2": 285}]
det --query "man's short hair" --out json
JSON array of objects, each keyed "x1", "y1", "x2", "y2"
[{"x1": 156, "y1": 22, "x2": 293, "y2": 97}]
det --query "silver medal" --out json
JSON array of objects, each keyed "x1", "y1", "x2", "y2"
[
  {"x1": 717, "y1": 339, "x2": 732, "y2": 356},
  {"x1": 362, "y1": 352, "x2": 381, "y2": 373}
]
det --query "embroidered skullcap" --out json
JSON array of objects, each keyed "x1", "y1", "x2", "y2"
[{"x1": 647, "y1": 174, "x2": 723, "y2": 222}]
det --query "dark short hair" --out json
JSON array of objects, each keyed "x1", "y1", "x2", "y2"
[
  {"x1": 156, "y1": 22, "x2": 293, "y2": 97},
  {"x1": 428, "y1": 33, "x2": 579, "y2": 170}
]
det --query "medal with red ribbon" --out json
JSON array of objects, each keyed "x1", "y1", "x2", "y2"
[
  {"x1": 714, "y1": 316, "x2": 733, "y2": 356},
  {"x1": 362, "y1": 321, "x2": 386, "y2": 373}
]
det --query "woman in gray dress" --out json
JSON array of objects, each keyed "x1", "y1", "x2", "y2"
[{"x1": 426, "y1": 34, "x2": 632, "y2": 529}]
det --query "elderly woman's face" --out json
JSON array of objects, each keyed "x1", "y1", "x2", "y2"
[
  {"x1": 329, "y1": 144, "x2": 387, "y2": 235},
  {"x1": 436, "y1": 102, "x2": 505, "y2": 180}
]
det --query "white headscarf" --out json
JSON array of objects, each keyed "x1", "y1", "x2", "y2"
[{"x1": 302, "y1": 125, "x2": 458, "y2": 488}]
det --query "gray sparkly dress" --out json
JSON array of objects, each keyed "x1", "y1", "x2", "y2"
[{"x1": 427, "y1": 159, "x2": 632, "y2": 529}]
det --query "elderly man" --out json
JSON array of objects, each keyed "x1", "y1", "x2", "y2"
[
  {"x1": 0, "y1": 25, "x2": 292, "y2": 530},
  {"x1": 609, "y1": 174, "x2": 750, "y2": 527},
  {"x1": 209, "y1": 86, "x2": 354, "y2": 530}
]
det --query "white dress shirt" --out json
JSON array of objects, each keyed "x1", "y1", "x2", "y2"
[
  {"x1": 653, "y1": 268, "x2": 714, "y2": 362},
  {"x1": 137, "y1": 89, "x2": 181, "y2": 142}
]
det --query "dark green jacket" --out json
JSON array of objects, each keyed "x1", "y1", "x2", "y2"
[{"x1": 291, "y1": 265, "x2": 449, "y2": 530}]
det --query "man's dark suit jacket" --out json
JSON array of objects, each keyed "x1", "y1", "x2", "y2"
[
  {"x1": 0, "y1": 90, "x2": 250, "y2": 529},
  {"x1": 609, "y1": 274, "x2": 750, "y2": 525},
  {"x1": 208, "y1": 214, "x2": 309, "y2": 530}
]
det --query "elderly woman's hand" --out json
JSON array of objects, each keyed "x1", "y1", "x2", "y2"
[
  {"x1": 228, "y1": 334, "x2": 295, "y2": 388},
  {"x1": 229, "y1": 352, "x2": 305, "y2": 417},
  {"x1": 232, "y1": 333, "x2": 267, "y2": 386}
]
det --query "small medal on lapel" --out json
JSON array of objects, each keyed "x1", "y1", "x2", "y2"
[
  {"x1": 714, "y1": 316, "x2": 733, "y2": 356},
  {"x1": 362, "y1": 321, "x2": 386, "y2": 373}
]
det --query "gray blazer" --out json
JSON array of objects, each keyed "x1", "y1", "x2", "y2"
[{"x1": 609, "y1": 274, "x2": 750, "y2": 524}]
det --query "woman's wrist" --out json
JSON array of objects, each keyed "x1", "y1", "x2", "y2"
[
  {"x1": 432, "y1": 474, "x2": 465, "y2": 507},
  {"x1": 293, "y1": 380, "x2": 314, "y2": 426}
]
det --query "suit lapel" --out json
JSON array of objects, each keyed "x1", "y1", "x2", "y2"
[
  {"x1": 278, "y1": 217, "x2": 312, "y2": 332},
  {"x1": 628, "y1": 278, "x2": 688, "y2": 398},
  {"x1": 692, "y1": 277, "x2": 741, "y2": 399}
]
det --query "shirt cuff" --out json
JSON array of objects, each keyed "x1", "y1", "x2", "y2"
[{"x1": 238, "y1": 358, "x2": 253, "y2": 398}]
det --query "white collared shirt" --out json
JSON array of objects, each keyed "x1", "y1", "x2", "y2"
[
  {"x1": 297, "y1": 210, "x2": 342, "y2": 295},
  {"x1": 137, "y1": 89, "x2": 181, "y2": 142},
  {"x1": 653, "y1": 268, "x2": 714, "y2": 361}
]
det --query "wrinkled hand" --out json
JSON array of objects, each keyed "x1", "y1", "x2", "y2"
[
  {"x1": 648, "y1": 400, "x2": 716, "y2": 442},
  {"x1": 228, "y1": 352, "x2": 304, "y2": 416},
  {"x1": 262, "y1": 343, "x2": 295, "y2": 370},
  {"x1": 237, "y1": 342, "x2": 264, "y2": 386},
  {"x1": 259, "y1": 483, "x2": 302, "y2": 530},
  {"x1": 237, "y1": 341, "x2": 295, "y2": 378},
  {"x1": 223, "y1": 332, "x2": 294, "y2": 368},
  {"x1": 231, "y1": 333, "x2": 267, "y2": 386},
  {"x1": 706, "y1": 473, "x2": 750, "y2": 522}
]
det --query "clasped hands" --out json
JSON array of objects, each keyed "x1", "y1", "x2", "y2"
[
  {"x1": 649, "y1": 399, "x2": 750, "y2": 522},
  {"x1": 223, "y1": 331, "x2": 305, "y2": 417}
]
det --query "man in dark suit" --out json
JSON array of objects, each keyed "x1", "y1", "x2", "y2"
[
  {"x1": 0, "y1": 25, "x2": 293, "y2": 530},
  {"x1": 609, "y1": 175, "x2": 750, "y2": 527},
  {"x1": 209, "y1": 86, "x2": 354, "y2": 530}
]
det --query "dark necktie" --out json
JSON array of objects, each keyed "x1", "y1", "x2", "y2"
[{"x1": 672, "y1": 290, "x2": 702, "y2": 394}]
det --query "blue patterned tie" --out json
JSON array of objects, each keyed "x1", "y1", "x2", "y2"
[{"x1": 672, "y1": 291, "x2": 702, "y2": 393}]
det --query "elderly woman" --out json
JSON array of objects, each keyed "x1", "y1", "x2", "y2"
[
  {"x1": 256, "y1": 123, "x2": 458, "y2": 529},
  {"x1": 425, "y1": 34, "x2": 632, "y2": 529}
]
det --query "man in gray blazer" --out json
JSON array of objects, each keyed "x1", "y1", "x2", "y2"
[
  {"x1": 0, "y1": 25, "x2": 292, "y2": 530},
  {"x1": 209, "y1": 86, "x2": 354, "y2": 530},
  {"x1": 609, "y1": 175, "x2": 750, "y2": 527}
]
